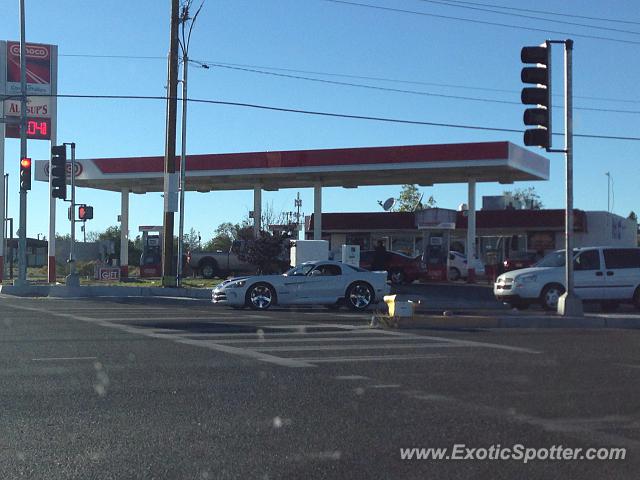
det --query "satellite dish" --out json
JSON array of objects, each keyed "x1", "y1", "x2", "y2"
[{"x1": 382, "y1": 197, "x2": 396, "y2": 211}]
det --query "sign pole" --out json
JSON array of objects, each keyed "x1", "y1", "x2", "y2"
[
  {"x1": 16, "y1": 0, "x2": 29, "y2": 286},
  {"x1": 48, "y1": 45, "x2": 58, "y2": 283}
]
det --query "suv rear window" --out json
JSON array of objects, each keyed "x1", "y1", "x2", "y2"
[{"x1": 603, "y1": 248, "x2": 640, "y2": 269}]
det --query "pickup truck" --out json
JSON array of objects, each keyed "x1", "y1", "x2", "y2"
[{"x1": 187, "y1": 241, "x2": 257, "y2": 279}]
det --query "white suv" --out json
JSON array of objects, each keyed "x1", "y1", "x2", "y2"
[{"x1": 494, "y1": 247, "x2": 640, "y2": 311}]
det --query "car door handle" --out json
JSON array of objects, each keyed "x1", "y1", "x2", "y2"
[
  {"x1": 595, "y1": 271, "x2": 604, "y2": 276},
  {"x1": 606, "y1": 271, "x2": 614, "y2": 276}
]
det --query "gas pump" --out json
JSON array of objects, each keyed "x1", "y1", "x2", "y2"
[
  {"x1": 422, "y1": 232, "x2": 451, "y2": 281},
  {"x1": 415, "y1": 208, "x2": 456, "y2": 281},
  {"x1": 139, "y1": 226, "x2": 163, "y2": 277}
]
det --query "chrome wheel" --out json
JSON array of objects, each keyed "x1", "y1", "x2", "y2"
[
  {"x1": 247, "y1": 283, "x2": 275, "y2": 310},
  {"x1": 390, "y1": 270, "x2": 405, "y2": 285},
  {"x1": 200, "y1": 262, "x2": 218, "y2": 279},
  {"x1": 448, "y1": 267, "x2": 460, "y2": 281},
  {"x1": 347, "y1": 282, "x2": 374, "y2": 311},
  {"x1": 541, "y1": 284, "x2": 565, "y2": 311}
]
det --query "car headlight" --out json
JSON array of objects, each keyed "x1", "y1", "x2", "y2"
[
  {"x1": 515, "y1": 274, "x2": 537, "y2": 285},
  {"x1": 227, "y1": 280, "x2": 246, "y2": 288}
]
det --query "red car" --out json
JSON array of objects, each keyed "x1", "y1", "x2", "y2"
[
  {"x1": 359, "y1": 250, "x2": 424, "y2": 284},
  {"x1": 502, "y1": 252, "x2": 539, "y2": 272}
]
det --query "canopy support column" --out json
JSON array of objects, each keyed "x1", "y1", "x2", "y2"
[
  {"x1": 253, "y1": 185, "x2": 262, "y2": 237},
  {"x1": 314, "y1": 183, "x2": 322, "y2": 240},
  {"x1": 120, "y1": 189, "x2": 129, "y2": 278},
  {"x1": 467, "y1": 180, "x2": 477, "y2": 283}
]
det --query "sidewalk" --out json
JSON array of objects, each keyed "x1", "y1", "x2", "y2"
[{"x1": 0, "y1": 283, "x2": 211, "y2": 299}]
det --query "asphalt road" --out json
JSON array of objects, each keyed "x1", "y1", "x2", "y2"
[{"x1": 1, "y1": 295, "x2": 639, "y2": 479}]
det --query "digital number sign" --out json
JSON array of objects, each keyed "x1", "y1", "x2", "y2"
[{"x1": 6, "y1": 118, "x2": 52, "y2": 140}]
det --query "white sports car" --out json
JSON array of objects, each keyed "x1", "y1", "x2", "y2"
[{"x1": 212, "y1": 260, "x2": 390, "y2": 311}]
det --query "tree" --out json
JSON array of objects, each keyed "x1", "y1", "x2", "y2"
[
  {"x1": 202, "y1": 222, "x2": 253, "y2": 252},
  {"x1": 628, "y1": 211, "x2": 638, "y2": 222},
  {"x1": 392, "y1": 184, "x2": 436, "y2": 212},
  {"x1": 503, "y1": 186, "x2": 543, "y2": 209},
  {"x1": 237, "y1": 229, "x2": 292, "y2": 274},
  {"x1": 181, "y1": 228, "x2": 201, "y2": 252}
]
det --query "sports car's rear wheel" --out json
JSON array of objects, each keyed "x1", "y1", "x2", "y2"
[
  {"x1": 246, "y1": 283, "x2": 276, "y2": 310},
  {"x1": 346, "y1": 282, "x2": 374, "y2": 311}
]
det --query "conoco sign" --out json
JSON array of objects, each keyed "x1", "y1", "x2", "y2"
[{"x1": 1, "y1": 40, "x2": 58, "y2": 141}]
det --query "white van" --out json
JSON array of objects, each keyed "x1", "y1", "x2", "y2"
[{"x1": 494, "y1": 247, "x2": 640, "y2": 310}]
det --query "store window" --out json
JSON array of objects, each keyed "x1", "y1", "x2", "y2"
[
  {"x1": 391, "y1": 235, "x2": 415, "y2": 256},
  {"x1": 346, "y1": 234, "x2": 371, "y2": 251}
]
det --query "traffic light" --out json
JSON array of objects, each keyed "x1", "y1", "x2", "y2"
[
  {"x1": 20, "y1": 157, "x2": 32, "y2": 191},
  {"x1": 51, "y1": 144, "x2": 67, "y2": 199},
  {"x1": 78, "y1": 204, "x2": 93, "y2": 221},
  {"x1": 521, "y1": 42, "x2": 552, "y2": 149}
]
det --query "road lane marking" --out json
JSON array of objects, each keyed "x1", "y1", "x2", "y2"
[
  {"x1": 32, "y1": 356, "x2": 97, "y2": 361},
  {"x1": 383, "y1": 332, "x2": 542, "y2": 354},
  {"x1": 205, "y1": 336, "x2": 447, "y2": 344},
  {"x1": 335, "y1": 375, "x2": 369, "y2": 380},
  {"x1": 185, "y1": 330, "x2": 376, "y2": 339},
  {"x1": 254, "y1": 343, "x2": 461, "y2": 352},
  {"x1": 293, "y1": 354, "x2": 446, "y2": 363}
]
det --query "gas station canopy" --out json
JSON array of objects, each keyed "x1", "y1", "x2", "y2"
[{"x1": 35, "y1": 141, "x2": 549, "y2": 193}]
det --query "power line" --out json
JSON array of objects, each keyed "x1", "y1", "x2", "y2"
[
  {"x1": 413, "y1": 0, "x2": 640, "y2": 36},
  {"x1": 430, "y1": 0, "x2": 640, "y2": 27},
  {"x1": 199, "y1": 61, "x2": 640, "y2": 115},
  {"x1": 58, "y1": 53, "x2": 640, "y2": 105},
  {"x1": 15, "y1": 92, "x2": 640, "y2": 142},
  {"x1": 321, "y1": 0, "x2": 640, "y2": 46},
  {"x1": 199, "y1": 62, "x2": 519, "y2": 105}
]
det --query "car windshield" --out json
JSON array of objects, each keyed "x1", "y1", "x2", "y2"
[
  {"x1": 535, "y1": 250, "x2": 580, "y2": 267},
  {"x1": 283, "y1": 264, "x2": 315, "y2": 276},
  {"x1": 535, "y1": 251, "x2": 566, "y2": 267}
]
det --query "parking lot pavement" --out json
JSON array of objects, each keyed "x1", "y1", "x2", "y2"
[
  {"x1": 4, "y1": 297, "x2": 542, "y2": 369},
  {"x1": 3, "y1": 296, "x2": 640, "y2": 479}
]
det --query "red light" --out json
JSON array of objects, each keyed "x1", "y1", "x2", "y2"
[{"x1": 20, "y1": 158, "x2": 32, "y2": 168}]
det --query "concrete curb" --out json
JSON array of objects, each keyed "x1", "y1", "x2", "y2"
[
  {"x1": 382, "y1": 314, "x2": 640, "y2": 330},
  {"x1": 0, "y1": 284, "x2": 211, "y2": 299}
]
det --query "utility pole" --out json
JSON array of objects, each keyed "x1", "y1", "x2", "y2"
[
  {"x1": 176, "y1": 1, "x2": 204, "y2": 287},
  {"x1": 605, "y1": 172, "x2": 611, "y2": 213},
  {"x1": 16, "y1": 0, "x2": 29, "y2": 286},
  {"x1": 295, "y1": 192, "x2": 302, "y2": 239},
  {"x1": 161, "y1": 0, "x2": 180, "y2": 287}
]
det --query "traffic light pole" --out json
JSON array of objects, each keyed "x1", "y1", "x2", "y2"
[
  {"x1": 16, "y1": 0, "x2": 29, "y2": 287},
  {"x1": 557, "y1": 39, "x2": 583, "y2": 317},
  {"x1": 65, "y1": 142, "x2": 79, "y2": 287}
]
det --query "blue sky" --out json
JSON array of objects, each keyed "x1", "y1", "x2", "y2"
[{"x1": 1, "y1": 0, "x2": 639, "y2": 242}]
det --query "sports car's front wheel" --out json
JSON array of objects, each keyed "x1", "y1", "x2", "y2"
[
  {"x1": 246, "y1": 283, "x2": 276, "y2": 310},
  {"x1": 346, "y1": 282, "x2": 374, "y2": 311}
]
